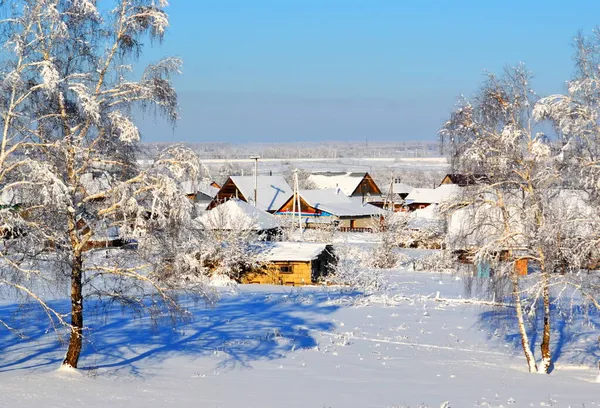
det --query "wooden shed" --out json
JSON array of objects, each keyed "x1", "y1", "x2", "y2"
[{"x1": 243, "y1": 242, "x2": 335, "y2": 286}]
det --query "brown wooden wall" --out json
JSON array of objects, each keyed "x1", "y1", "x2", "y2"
[
  {"x1": 242, "y1": 261, "x2": 313, "y2": 286},
  {"x1": 440, "y1": 175, "x2": 453, "y2": 185},
  {"x1": 350, "y1": 173, "x2": 382, "y2": 197},
  {"x1": 208, "y1": 178, "x2": 246, "y2": 209},
  {"x1": 277, "y1": 195, "x2": 321, "y2": 215}
]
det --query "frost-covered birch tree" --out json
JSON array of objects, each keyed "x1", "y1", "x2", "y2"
[
  {"x1": 440, "y1": 63, "x2": 600, "y2": 374},
  {"x1": 0, "y1": 0, "x2": 212, "y2": 369}
]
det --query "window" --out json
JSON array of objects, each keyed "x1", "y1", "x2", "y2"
[{"x1": 279, "y1": 265, "x2": 293, "y2": 274}]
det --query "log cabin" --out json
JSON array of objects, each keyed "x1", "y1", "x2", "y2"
[{"x1": 243, "y1": 242, "x2": 335, "y2": 285}]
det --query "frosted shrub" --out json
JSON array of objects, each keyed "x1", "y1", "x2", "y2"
[
  {"x1": 413, "y1": 251, "x2": 454, "y2": 272},
  {"x1": 326, "y1": 243, "x2": 384, "y2": 294}
]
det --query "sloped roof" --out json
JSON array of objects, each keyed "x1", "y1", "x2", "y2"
[
  {"x1": 383, "y1": 182, "x2": 414, "y2": 195},
  {"x1": 404, "y1": 184, "x2": 460, "y2": 205},
  {"x1": 441, "y1": 173, "x2": 489, "y2": 187},
  {"x1": 181, "y1": 179, "x2": 220, "y2": 198},
  {"x1": 198, "y1": 199, "x2": 280, "y2": 231},
  {"x1": 262, "y1": 242, "x2": 329, "y2": 262},
  {"x1": 307, "y1": 172, "x2": 368, "y2": 196},
  {"x1": 229, "y1": 176, "x2": 292, "y2": 212},
  {"x1": 298, "y1": 189, "x2": 387, "y2": 217}
]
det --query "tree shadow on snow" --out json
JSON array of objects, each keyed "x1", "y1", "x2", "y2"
[
  {"x1": 476, "y1": 299, "x2": 600, "y2": 369},
  {"x1": 0, "y1": 288, "x2": 353, "y2": 376}
]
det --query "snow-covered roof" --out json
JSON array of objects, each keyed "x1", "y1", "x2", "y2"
[
  {"x1": 385, "y1": 182, "x2": 414, "y2": 195},
  {"x1": 404, "y1": 184, "x2": 460, "y2": 205},
  {"x1": 262, "y1": 242, "x2": 329, "y2": 262},
  {"x1": 307, "y1": 172, "x2": 368, "y2": 196},
  {"x1": 298, "y1": 189, "x2": 387, "y2": 217},
  {"x1": 200, "y1": 184, "x2": 220, "y2": 198},
  {"x1": 198, "y1": 199, "x2": 280, "y2": 231},
  {"x1": 181, "y1": 180, "x2": 220, "y2": 198},
  {"x1": 230, "y1": 176, "x2": 292, "y2": 212}
]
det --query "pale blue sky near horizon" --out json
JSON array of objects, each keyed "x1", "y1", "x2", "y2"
[{"x1": 136, "y1": 0, "x2": 600, "y2": 143}]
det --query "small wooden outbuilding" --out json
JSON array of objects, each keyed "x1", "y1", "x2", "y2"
[{"x1": 243, "y1": 242, "x2": 335, "y2": 286}]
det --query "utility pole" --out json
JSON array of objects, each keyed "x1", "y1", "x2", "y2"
[
  {"x1": 295, "y1": 169, "x2": 302, "y2": 237},
  {"x1": 250, "y1": 155, "x2": 260, "y2": 207}
]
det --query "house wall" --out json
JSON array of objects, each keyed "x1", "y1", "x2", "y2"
[
  {"x1": 277, "y1": 195, "x2": 322, "y2": 215},
  {"x1": 350, "y1": 174, "x2": 382, "y2": 197},
  {"x1": 242, "y1": 261, "x2": 313, "y2": 286},
  {"x1": 440, "y1": 175, "x2": 453, "y2": 185},
  {"x1": 207, "y1": 178, "x2": 246, "y2": 210}
]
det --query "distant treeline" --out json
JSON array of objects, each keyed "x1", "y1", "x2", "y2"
[{"x1": 139, "y1": 141, "x2": 441, "y2": 160}]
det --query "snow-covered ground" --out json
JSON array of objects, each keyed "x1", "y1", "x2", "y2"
[{"x1": 1, "y1": 257, "x2": 599, "y2": 407}]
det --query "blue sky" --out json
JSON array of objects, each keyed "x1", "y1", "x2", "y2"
[{"x1": 136, "y1": 0, "x2": 600, "y2": 143}]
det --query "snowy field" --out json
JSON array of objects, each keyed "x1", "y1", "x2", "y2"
[{"x1": 1, "y1": 251, "x2": 599, "y2": 408}]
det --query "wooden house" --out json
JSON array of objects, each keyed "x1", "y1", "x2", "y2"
[
  {"x1": 307, "y1": 172, "x2": 382, "y2": 202},
  {"x1": 243, "y1": 242, "x2": 335, "y2": 285},
  {"x1": 207, "y1": 176, "x2": 292, "y2": 213},
  {"x1": 276, "y1": 189, "x2": 387, "y2": 232}
]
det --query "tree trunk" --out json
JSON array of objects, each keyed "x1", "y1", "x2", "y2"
[
  {"x1": 512, "y1": 271, "x2": 537, "y2": 373},
  {"x1": 62, "y1": 252, "x2": 83, "y2": 368},
  {"x1": 538, "y1": 268, "x2": 552, "y2": 373}
]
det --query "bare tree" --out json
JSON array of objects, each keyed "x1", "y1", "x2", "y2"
[{"x1": 0, "y1": 0, "x2": 213, "y2": 369}]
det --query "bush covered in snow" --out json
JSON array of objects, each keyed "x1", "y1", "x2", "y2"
[
  {"x1": 325, "y1": 243, "x2": 384, "y2": 293},
  {"x1": 412, "y1": 250, "x2": 454, "y2": 272}
]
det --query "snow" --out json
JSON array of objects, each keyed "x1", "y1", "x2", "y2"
[
  {"x1": 80, "y1": 171, "x2": 112, "y2": 196},
  {"x1": 198, "y1": 199, "x2": 280, "y2": 231},
  {"x1": 229, "y1": 175, "x2": 292, "y2": 212},
  {"x1": 1, "y1": 251, "x2": 600, "y2": 407},
  {"x1": 408, "y1": 206, "x2": 445, "y2": 231},
  {"x1": 181, "y1": 179, "x2": 220, "y2": 198},
  {"x1": 384, "y1": 182, "x2": 414, "y2": 195},
  {"x1": 404, "y1": 184, "x2": 460, "y2": 205},
  {"x1": 307, "y1": 172, "x2": 368, "y2": 196},
  {"x1": 261, "y1": 241, "x2": 329, "y2": 262},
  {"x1": 297, "y1": 189, "x2": 387, "y2": 217}
]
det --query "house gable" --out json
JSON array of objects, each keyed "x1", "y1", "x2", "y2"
[
  {"x1": 277, "y1": 194, "x2": 326, "y2": 216},
  {"x1": 350, "y1": 173, "x2": 382, "y2": 197},
  {"x1": 439, "y1": 173, "x2": 489, "y2": 187},
  {"x1": 207, "y1": 177, "x2": 247, "y2": 210}
]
